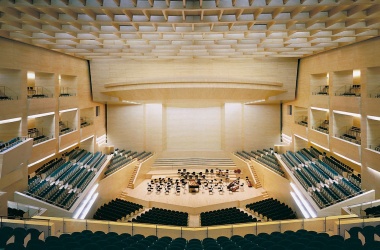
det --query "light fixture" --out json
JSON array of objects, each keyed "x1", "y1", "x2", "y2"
[
  {"x1": 28, "y1": 153, "x2": 56, "y2": 167},
  {"x1": 290, "y1": 183, "x2": 317, "y2": 218},
  {"x1": 79, "y1": 192, "x2": 99, "y2": 219},
  {"x1": 294, "y1": 134, "x2": 308, "y2": 141},
  {"x1": 334, "y1": 152, "x2": 361, "y2": 166},
  {"x1": 290, "y1": 191, "x2": 310, "y2": 219},
  {"x1": 80, "y1": 135, "x2": 94, "y2": 143},
  {"x1": 28, "y1": 112, "x2": 55, "y2": 119},
  {"x1": 244, "y1": 99, "x2": 266, "y2": 105},
  {"x1": 59, "y1": 143, "x2": 78, "y2": 153},
  {"x1": 281, "y1": 133, "x2": 292, "y2": 144},
  {"x1": 310, "y1": 141, "x2": 330, "y2": 152},
  {"x1": 353, "y1": 69, "x2": 361, "y2": 78},
  {"x1": 367, "y1": 167, "x2": 380, "y2": 177},
  {"x1": 333, "y1": 110, "x2": 360, "y2": 117},
  {"x1": 59, "y1": 108, "x2": 78, "y2": 113},
  {"x1": 122, "y1": 100, "x2": 141, "y2": 105},
  {"x1": 0, "y1": 117, "x2": 22, "y2": 124},
  {"x1": 310, "y1": 107, "x2": 329, "y2": 112},
  {"x1": 367, "y1": 115, "x2": 380, "y2": 121},
  {"x1": 73, "y1": 184, "x2": 98, "y2": 219},
  {"x1": 27, "y1": 71, "x2": 35, "y2": 80},
  {"x1": 96, "y1": 134, "x2": 106, "y2": 145}
]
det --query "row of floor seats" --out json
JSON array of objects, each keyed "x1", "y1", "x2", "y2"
[
  {"x1": 0, "y1": 137, "x2": 24, "y2": 153},
  {"x1": 131, "y1": 207, "x2": 188, "y2": 226},
  {"x1": 2, "y1": 226, "x2": 379, "y2": 250},
  {"x1": 346, "y1": 225, "x2": 380, "y2": 247},
  {"x1": 0, "y1": 226, "x2": 43, "y2": 249},
  {"x1": 245, "y1": 198, "x2": 296, "y2": 221},
  {"x1": 93, "y1": 198, "x2": 143, "y2": 221},
  {"x1": 236, "y1": 148, "x2": 285, "y2": 177},
  {"x1": 200, "y1": 207, "x2": 257, "y2": 226}
]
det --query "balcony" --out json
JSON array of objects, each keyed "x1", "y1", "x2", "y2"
[{"x1": 331, "y1": 137, "x2": 361, "y2": 164}]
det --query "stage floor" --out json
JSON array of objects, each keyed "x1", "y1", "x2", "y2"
[{"x1": 124, "y1": 179, "x2": 265, "y2": 209}]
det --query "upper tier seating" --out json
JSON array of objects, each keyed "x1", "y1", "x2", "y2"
[
  {"x1": 246, "y1": 198, "x2": 296, "y2": 221},
  {"x1": 131, "y1": 207, "x2": 188, "y2": 226},
  {"x1": 315, "y1": 120, "x2": 329, "y2": 134},
  {"x1": 104, "y1": 149, "x2": 152, "y2": 177},
  {"x1": 0, "y1": 91, "x2": 12, "y2": 100},
  {"x1": 93, "y1": 198, "x2": 143, "y2": 222},
  {"x1": 280, "y1": 148, "x2": 362, "y2": 209},
  {"x1": 3, "y1": 226, "x2": 378, "y2": 250},
  {"x1": 59, "y1": 121, "x2": 74, "y2": 135},
  {"x1": 200, "y1": 207, "x2": 256, "y2": 226},
  {"x1": 339, "y1": 126, "x2": 361, "y2": 145},
  {"x1": 28, "y1": 127, "x2": 50, "y2": 145},
  {"x1": 0, "y1": 137, "x2": 24, "y2": 153},
  {"x1": 26, "y1": 148, "x2": 105, "y2": 210},
  {"x1": 236, "y1": 148, "x2": 285, "y2": 177}
]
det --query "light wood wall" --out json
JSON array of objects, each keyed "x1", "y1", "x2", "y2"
[
  {"x1": 107, "y1": 103, "x2": 281, "y2": 152},
  {"x1": 282, "y1": 37, "x2": 380, "y2": 198},
  {"x1": 0, "y1": 37, "x2": 106, "y2": 201},
  {"x1": 90, "y1": 57, "x2": 298, "y2": 103}
]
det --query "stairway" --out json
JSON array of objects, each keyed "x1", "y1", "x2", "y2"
[
  {"x1": 250, "y1": 164, "x2": 262, "y2": 188},
  {"x1": 127, "y1": 164, "x2": 140, "y2": 189},
  {"x1": 261, "y1": 191, "x2": 270, "y2": 199},
  {"x1": 119, "y1": 191, "x2": 128, "y2": 200}
]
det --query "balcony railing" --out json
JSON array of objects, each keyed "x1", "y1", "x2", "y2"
[{"x1": 334, "y1": 85, "x2": 361, "y2": 97}]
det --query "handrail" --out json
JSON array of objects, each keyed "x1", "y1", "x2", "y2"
[
  {"x1": 2, "y1": 214, "x2": 369, "y2": 239},
  {"x1": 0, "y1": 86, "x2": 19, "y2": 100}
]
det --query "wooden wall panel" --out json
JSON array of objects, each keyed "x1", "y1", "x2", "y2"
[
  {"x1": 224, "y1": 103, "x2": 243, "y2": 151},
  {"x1": 0, "y1": 37, "x2": 106, "y2": 177},
  {"x1": 284, "y1": 37, "x2": 380, "y2": 198},
  {"x1": 243, "y1": 104, "x2": 281, "y2": 150},
  {"x1": 90, "y1": 58, "x2": 298, "y2": 103},
  {"x1": 107, "y1": 105, "x2": 145, "y2": 151},
  {"x1": 145, "y1": 104, "x2": 163, "y2": 152}
]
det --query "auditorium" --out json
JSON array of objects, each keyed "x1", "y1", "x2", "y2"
[{"x1": 0, "y1": 0, "x2": 380, "y2": 249}]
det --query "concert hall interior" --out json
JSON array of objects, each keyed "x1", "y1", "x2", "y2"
[{"x1": 0, "y1": 2, "x2": 380, "y2": 249}]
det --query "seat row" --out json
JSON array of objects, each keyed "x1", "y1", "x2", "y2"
[
  {"x1": 236, "y1": 148, "x2": 285, "y2": 177},
  {"x1": 200, "y1": 207, "x2": 257, "y2": 226},
  {"x1": 104, "y1": 149, "x2": 152, "y2": 177},
  {"x1": 27, "y1": 149, "x2": 105, "y2": 210},
  {"x1": 93, "y1": 198, "x2": 143, "y2": 222},
  {"x1": 0, "y1": 137, "x2": 24, "y2": 153},
  {"x1": 131, "y1": 207, "x2": 188, "y2": 226},
  {"x1": 364, "y1": 205, "x2": 380, "y2": 217},
  {"x1": 281, "y1": 148, "x2": 362, "y2": 208},
  {"x1": 245, "y1": 198, "x2": 296, "y2": 221},
  {"x1": 4, "y1": 226, "x2": 378, "y2": 250}
]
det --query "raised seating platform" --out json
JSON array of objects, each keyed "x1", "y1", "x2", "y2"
[{"x1": 153, "y1": 157, "x2": 236, "y2": 168}]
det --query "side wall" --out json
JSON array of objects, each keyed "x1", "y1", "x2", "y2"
[
  {"x1": 0, "y1": 38, "x2": 106, "y2": 200},
  {"x1": 282, "y1": 37, "x2": 380, "y2": 198},
  {"x1": 107, "y1": 104, "x2": 281, "y2": 152},
  {"x1": 90, "y1": 58, "x2": 298, "y2": 103}
]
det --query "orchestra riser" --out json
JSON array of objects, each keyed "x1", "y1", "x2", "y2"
[{"x1": 122, "y1": 179, "x2": 265, "y2": 215}]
